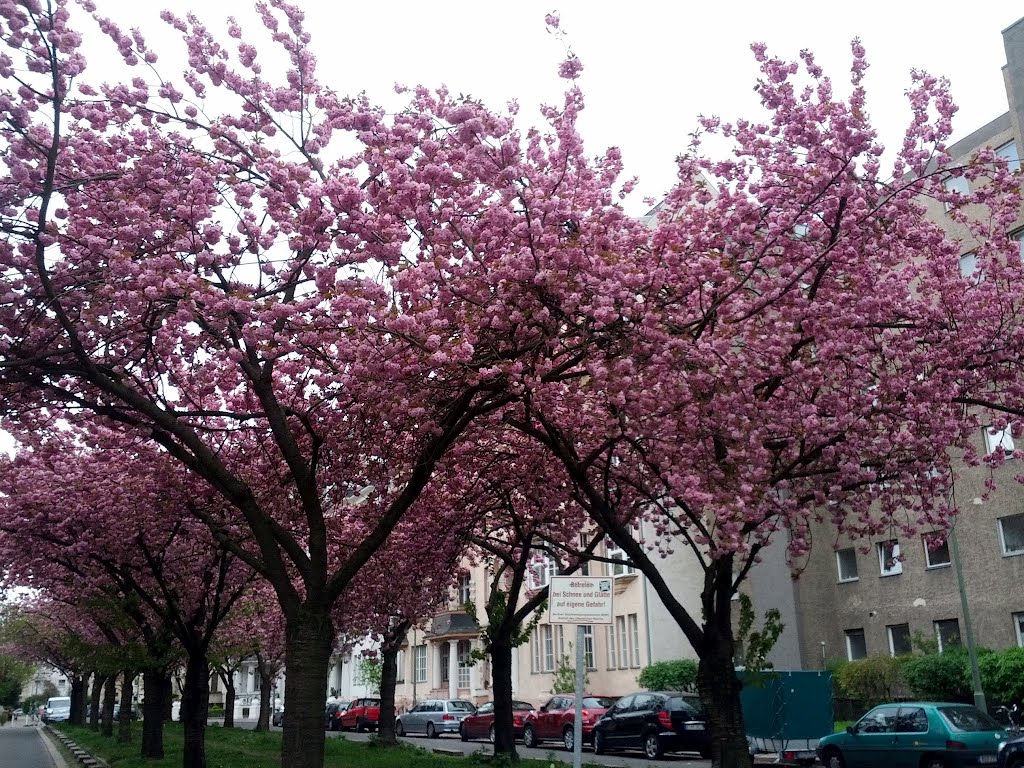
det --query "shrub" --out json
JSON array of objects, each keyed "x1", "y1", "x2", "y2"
[
  {"x1": 833, "y1": 655, "x2": 909, "y2": 707},
  {"x1": 637, "y1": 659, "x2": 698, "y2": 691},
  {"x1": 979, "y1": 646, "x2": 1024, "y2": 707},
  {"x1": 902, "y1": 649, "x2": 973, "y2": 702}
]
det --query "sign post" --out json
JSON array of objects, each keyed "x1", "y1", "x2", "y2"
[{"x1": 549, "y1": 575, "x2": 613, "y2": 768}]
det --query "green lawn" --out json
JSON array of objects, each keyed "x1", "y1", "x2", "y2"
[{"x1": 53, "y1": 723, "x2": 573, "y2": 768}]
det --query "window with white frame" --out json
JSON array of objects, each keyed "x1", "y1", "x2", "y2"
[
  {"x1": 457, "y1": 572, "x2": 472, "y2": 606},
  {"x1": 1013, "y1": 230, "x2": 1024, "y2": 262},
  {"x1": 606, "y1": 541, "x2": 635, "y2": 577},
  {"x1": 542, "y1": 625, "x2": 555, "y2": 672},
  {"x1": 616, "y1": 615, "x2": 629, "y2": 668},
  {"x1": 934, "y1": 618, "x2": 961, "y2": 652},
  {"x1": 628, "y1": 614, "x2": 641, "y2": 667},
  {"x1": 985, "y1": 425, "x2": 1016, "y2": 457},
  {"x1": 456, "y1": 640, "x2": 472, "y2": 688},
  {"x1": 414, "y1": 645, "x2": 427, "y2": 683},
  {"x1": 440, "y1": 642, "x2": 450, "y2": 682},
  {"x1": 581, "y1": 626, "x2": 595, "y2": 669},
  {"x1": 1014, "y1": 612, "x2": 1024, "y2": 648},
  {"x1": 959, "y1": 252, "x2": 981, "y2": 282},
  {"x1": 998, "y1": 513, "x2": 1024, "y2": 556},
  {"x1": 396, "y1": 650, "x2": 405, "y2": 683},
  {"x1": 836, "y1": 547, "x2": 859, "y2": 582},
  {"x1": 997, "y1": 140, "x2": 1021, "y2": 172},
  {"x1": 845, "y1": 628, "x2": 867, "y2": 660},
  {"x1": 877, "y1": 540, "x2": 903, "y2": 576},
  {"x1": 943, "y1": 175, "x2": 970, "y2": 211},
  {"x1": 529, "y1": 555, "x2": 557, "y2": 589},
  {"x1": 922, "y1": 533, "x2": 951, "y2": 568},
  {"x1": 531, "y1": 628, "x2": 541, "y2": 673},
  {"x1": 606, "y1": 625, "x2": 617, "y2": 669},
  {"x1": 887, "y1": 623, "x2": 912, "y2": 656}
]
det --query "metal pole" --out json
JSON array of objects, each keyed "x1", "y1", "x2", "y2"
[
  {"x1": 573, "y1": 624, "x2": 584, "y2": 768},
  {"x1": 949, "y1": 525, "x2": 987, "y2": 711}
]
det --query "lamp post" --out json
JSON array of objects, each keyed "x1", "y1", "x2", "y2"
[{"x1": 949, "y1": 524, "x2": 986, "y2": 712}]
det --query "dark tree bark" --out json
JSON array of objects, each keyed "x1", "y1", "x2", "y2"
[
  {"x1": 280, "y1": 606, "x2": 334, "y2": 768},
  {"x1": 101, "y1": 673, "x2": 117, "y2": 737},
  {"x1": 70, "y1": 673, "x2": 88, "y2": 726},
  {"x1": 490, "y1": 636, "x2": 516, "y2": 757},
  {"x1": 255, "y1": 654, "x2": 273, "y2": 732},
  {"x1": 117, "y1": 670, "x2": 136, "y2": 743},
  {"x1": 141, "y1": 669, "x2": 166, "y2": 759},
  {"x1": 180, "y1": 652, "x2": 210, "y2": 768},
  {"x1": 88, "y1": 674, "x2": 102, "y2": 729},
  {"x1": 377, "y1": 619, "x2": 411, "y2": 746}
]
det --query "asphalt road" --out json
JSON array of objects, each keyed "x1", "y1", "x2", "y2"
[{"x1": 0, "y1": 721, "x2": 64, "y2": 768}]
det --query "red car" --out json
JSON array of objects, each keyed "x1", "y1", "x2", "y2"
[
  {"x1": 459, "y1": 700, "x2": 535, "y2": 743},
  {"x1": 339, "y1": 697, "x2": 381, "y2": 731},
  {"x1": 521, "y1": 694, "x2": 617, "y2": 751}
]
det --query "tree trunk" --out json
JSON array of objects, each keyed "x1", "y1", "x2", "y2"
[
  {"x1": 490, "y1": 636, "x2": 517, "y2": 758},
  {"x1": 280, "y1": 604, "x2": 334, "y2": 768},
  {"x1": 162, "y1": 672, "x2": 174, "y2": 722},
  {"x1": 70, "y1": 674, "x2": 87, "y2": 725},
  {"x1": 118, "y1": 670, "x2": 136, "y2": 743},
  {"x1": 223, "y1": 675, "x2": 236, "y2": 728},
  {"x1": 377, "y1": 622, "x2": 409, "y2": 747},
  {"x1": 180, "y1": 651, "x2": 210, "y2": 768},
  {"x1": 88, "y1": 674, "x2": 102, "y2": 729},
  {"x1": 255, "y1": 654, "x2": 272, "y2": 732},
  {"x1": 141, "y1": 669, "x2": 165, "y2": 759},
  {"x1": 101, "y1": 673, "x2": 117, "y2": 737}
]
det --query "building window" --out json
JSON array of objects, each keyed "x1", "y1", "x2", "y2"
[
  {"x1": 615, "y1": 615, "x2": 628, "y2": 668},
  {"x1": 456, "y1": 640, "x2": 472, "y2": 689},
  {"x1": 942, "y1": 175, "x2": 970, "y2": 211},
  {"x1": 997, "y1": 140, "x2": 1020, "y2": 172},
  {"x1": 877, "y1": 540, "x2": 902, "y2": 576},
  {"x1": 922, "y1": 533, "x2": 951, "y2": 569},
  {"x1": 542, "y1": 625, "x2": 555, "y2": 672},
  {"x1": 845, "y1": 628, "x2": 867, "y2": 661},
  {"x1": 530, "y1": 555, "x2": 557, "y2": 589},
  {"x1": 396, "y1": 650, "x2": 405, "y2": 683},
  {"x1": 985, "y1": 425, "x2": 1016, "y2": 457},
  {"x1": 440, "y1": 642, "x2": 450, "y2": 682},
  {"x1": 887, "y1": 624, "x2": 912, "y2": 656},
  {"x1": 836, "y1": 548, "x2": 859, "y2": 582},
  {"x1": 959, "y1": 252, "x2": 980, "y2": 282},
  {"x1": 934, "y1": 619, "x2": 961, "y2": 652},
  {"x1": 606, "y1": 541, "x2": 635, "y2": 577},
  {"x1": 414, "y1": 645, "x2": 427, "y2": 683},
  {"x1": 999, "y1": 514, "x2": 1024, "y2": 556},
  {"x1": 457, "y1": 573, "x2": 472, "y2": 606},
  {"x1": 606, "y1": 625, "x2": 616, "y2": 669},
  {"x1": 629, "y1": 614, "x2": 641, "y2": 667},
  {"x1": 1013, "y1": 613, "x2": 1024, "y2": 648},
  {"x1": 581, "y1": 626, "x2": 595, "y2": 670}
]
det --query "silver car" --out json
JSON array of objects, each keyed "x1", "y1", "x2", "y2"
[{"x1": 396, "y1": 699, "x2": 476, "y2": 738}]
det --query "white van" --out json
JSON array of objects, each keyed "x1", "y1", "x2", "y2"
[{"x1": 44, "y1": 696, "x2": 71, "y2": 723}]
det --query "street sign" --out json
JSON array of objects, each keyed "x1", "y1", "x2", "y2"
[{"x1": 548, "y1": 575, "x2": 613, "y2": 625}]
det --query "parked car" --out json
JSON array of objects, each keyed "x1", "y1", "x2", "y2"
[
  {"x1": 459, "y1": 700, "x2": 535, "y2": 743},
  {"x1": 339, "y1": 697, "x2": 380, "y2": 731},
  {"x1": 998, "y1": 731, "x2": 1024, "y2": 768},
  {"x1": 112, "y1": 703, "x2": 140, "y2": 721},
  {"x1": 324, "y1": 700, "x2": 350, "y2": 731},
  {"x1": 816, "y1": 702, "x2": 1007, "y2": 768},
  {"x1": 43, "y1": 696, "x2": 71, "y2": 724},
  {"x1": 395, "y1": 699, "x2": 476, "y2": 738},
  {"x1": 521, "y1": 694, "x2": 617, "y2": 751},
  {"x1": 272, "y1": 708, "x2": 284, "y2": 727},
  {"x1": 592, "y1": 691, "x2": 711, "y2": 759}
]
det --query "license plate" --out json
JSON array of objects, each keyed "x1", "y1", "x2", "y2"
[
  {"x1": 685, "y1": 723, "x2": 705, "y2": 731},
  {"x1": 978, "y1": 756, "x2": 997, "y2": 764}
]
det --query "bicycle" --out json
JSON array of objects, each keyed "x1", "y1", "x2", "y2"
[{"x1": 996, "y1": 703, "x2": 1022, "y2": 735}]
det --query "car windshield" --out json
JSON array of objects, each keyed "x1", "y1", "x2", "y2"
[
  {"x1": 448, "y1": 701, "x2": 476, "y2": 712},
  {"x1": 938, "y1": 706, "x2": 1003, "y2": 732},
  {"x1": 365, "y1": 699, "x2": 380, "y2": 707},
  {"x1": 582, "y1": 697, "x2": 615, "y2": 709},
  {"x1": 512, "y1": 701, "x2": 534, "y2": 711}
]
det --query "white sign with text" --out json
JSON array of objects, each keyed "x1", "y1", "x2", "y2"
[{"x1": 548, "y1": 575, "x2": 613, "y2": 625}]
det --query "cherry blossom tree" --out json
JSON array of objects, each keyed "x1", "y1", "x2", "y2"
[{"x1": 504, "y1": 43, "x2": 1024, "y2": 768}]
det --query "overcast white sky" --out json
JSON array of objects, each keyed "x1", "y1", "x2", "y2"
[{"x1": 73, "y1": 0, "x2": 1024, "y2": 211}]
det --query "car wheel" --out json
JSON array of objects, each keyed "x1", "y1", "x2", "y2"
[
  {"x1": 593, "y1": 729, "x2": 606, "y2": 755},
  {"x1": 395, "y1": 720, "x2": 405, "y2": 737},
  {"x1": 426, "y1": 722, "x2": 436, "y2": 739},
  {"x1": 643, "y1": 731, "x2": 664, "y2": 759},
  {"x1": 921, "y1": 758, "x2": 948, "y2": 768},
  {"x1": 562, "y1": 725, "x2": 574, "y2": 751},
  {"x1": 522, "y1": 725, "x2": 536, "y2": 748},
  {"x1": 460, "y1": 723, "x2": 469, "y2": 742},
  {"x1": 821, "y1": 746, "x2": 846, "y2": 768},
  {"x1": 488, "y1": 725, "x2": 495, "y2": 744},
  {"x1": 356, "y1": 717, "x2": 365, "y2": 733}
]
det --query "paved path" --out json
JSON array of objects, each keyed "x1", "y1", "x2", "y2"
[{"x1": 0, "y1": 720, "x2": 67, "y2": 768}]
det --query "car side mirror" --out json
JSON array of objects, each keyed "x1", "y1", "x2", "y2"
[{"x1": 846, "y1": 725, "x2": 858, "y2": 735}]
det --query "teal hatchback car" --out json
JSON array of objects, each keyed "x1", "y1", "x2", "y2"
[{"x1": 817, "y1": 702, "x2": 1008, "y2": 768}]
